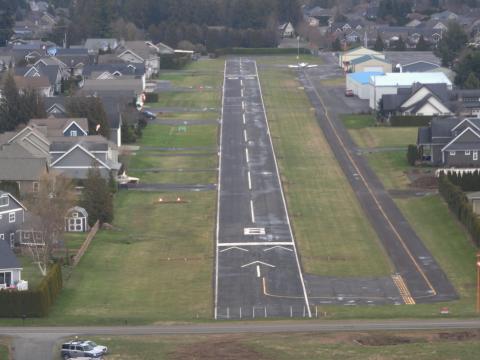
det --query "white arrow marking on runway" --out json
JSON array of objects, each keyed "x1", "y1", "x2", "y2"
[
  {"x1": 241, "y1": 261, "x2": 276, "y2": 268},
  {"x1": 250, "y1": 199, "x2": 255, "y2": 223},
  {"x1": 247, "y1": 171, "x2": 252, "y2": 190},
  {"x1": 263, "y1": 245, "x2": 294, "y2": 252},
  {"x1": 220, "y1": 246, "x2": 249, "y2": 253},
  {"x1": 256, "y1": 265, "x2": 261, "y2": 278}
]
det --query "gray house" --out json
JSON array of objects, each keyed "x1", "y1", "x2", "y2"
[
  {"x1": 0, "y1": 239, "x2": 23, "y2": 289},
  {"x1": 0, "y1": 191, "x2": 26, "y2": 249},
  {"x1": 418, "y1": 117, "x2": 480, "y2": 167}
]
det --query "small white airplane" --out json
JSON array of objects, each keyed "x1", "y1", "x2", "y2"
[
  {"x1": 288, "y1": 62, "x2": 318, "y2": 69},
  {"x1": 117, "y1": 171, "x2": 140, "y2": 185}
]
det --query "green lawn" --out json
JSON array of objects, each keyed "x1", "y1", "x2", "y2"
[
  {"x1": 320, "y1": 77, "x2": 345, "y2": 86},
  {"x1": 341, "y1": 114, "x2": 376, "y2": 129},
  {"x1": 255, "y1": 54, "x2": 323, "y2": 66},
  {"x1": 350, "y1": 127, "x2": 418, "y2": 149},
  {"x1": 82, "y1": 331, "x2": 480, "y2": 360},
  {"x1": 259, "y1": 66, "x2": 391, "y2": 277},
  {"x1": 160, "y1": 72, "x2": 223, "y2": 88},
  {"x1": 156, "y1": 111, "x2": 219, "y2": 121},
  {"x1": 138, "y1": 124, "x2": 218, "y2": 148},
  {"x1": 366, "y1": 151, "x2": 411, "y2": 190},
  {"x1": 150, "y1": 91, "x2": 220, "y2": 109}
]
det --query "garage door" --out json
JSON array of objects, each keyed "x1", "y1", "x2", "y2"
[{"x1": 364, "y1": 67, "x2": 383, "y2": 72}]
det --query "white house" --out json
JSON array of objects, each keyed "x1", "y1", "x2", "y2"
[{"x1": 368, "y1": 72, "x2": 453, "y2": 110}]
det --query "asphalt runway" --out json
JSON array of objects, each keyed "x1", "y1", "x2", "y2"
[
  {"x1": 297, "y1": 64, "x2": 457, "y2": 304},
  {"x1": 215, "y1": 59, "x2": 311, "y2": 319}
]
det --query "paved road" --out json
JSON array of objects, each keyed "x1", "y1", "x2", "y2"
[
  {"x1": 7, "y1": 319, "x2": 480, "y2": 359},
  {"x1": 297, "y1": 64, "x2": 457, "y2": 305},
  {"x1": 215, "y1": 58, "x2": 310, "y2": 319}
]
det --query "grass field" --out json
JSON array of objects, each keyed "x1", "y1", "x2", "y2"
[
  {"x1": 255, "y1": 54, "x2": 323, "y2": 66},
  {"x1": 366, "y1": 151, "x2": 412, "y2": 190},
  {"x1": 150, "y1": 91, "x2": 220, "y2": 109},
  {"x1": 320, "y1": 77, "x2": 345, "y2": 86},
  {"x1": 160, "y1": 72, "x2": 223, "y2": 88},
  {"x1": 259, "y1": 63, "x2": 391, "y2": 277},
  {"x1": 82, "y1": 331, "x2": 480, "y2": 359},
  {"x1": 138, "y1": 124, "x2": 218, "y2": 148}
]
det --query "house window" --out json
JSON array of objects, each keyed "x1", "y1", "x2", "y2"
[
  {"x1": 9, "y1": 212, "x2": 15, "y2": 223},
  {"x1": 474, "y1": 151, "x2": 478, "y2": 161},
  {"x1": 70, "y1": 130, "x2": 77, "y2": 136},
  {"x1": 0, "y1": 272, "x2": 12, "y2": 286},
  {"x1": 0, "y1": 234, "x2": 3, "y2": 240},
  {"x1": 68, "y1": 217, "x2": 83, "y2": 232},
  {"x1": 32, "y1": 182, "x2": 39, "y2": 192},
  {"x1": 466, "y1": 151, "x2": 471, "y2": 155},
  {"x1": 0, "y1": 197, "x2": 8, "y2": 207},
  {"x1": 449, "y1": 151, "x2": 456, "y2": 156}
]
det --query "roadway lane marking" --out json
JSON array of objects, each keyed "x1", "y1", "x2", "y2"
[
  {"x1": 250, "y1": 199, "x2": 255, "y2": 223},
  {"x1": 218, "y1": 242, "x2": 293, "y2": 246},
  {"x1": 303, "y1": 71, "x2": 437, "y2": 300},
  {"x1": 242, "y1": 261, "x2": 275, "y2": 268},
  {"x1": 244, "y1": 129, "x2": 248, "y2": 142},
  {"x1": 264, "y1": 245, "x2": 293, "y2": 252},
  {"x1": 257, "y1": 265, "x2": 261, "y2": 278},
  {"x1": 245, "y1": 148, "x2": 250, "y2": 163},
  {"x1": 220, "y1": 246, "x2": 249, "y2": 252},
  {"x1": 242, "y1": 113, "x2": 246, "y2": 124},
  {"x1": 247, "y1": 170, "x2": 252, "y2": 190}
]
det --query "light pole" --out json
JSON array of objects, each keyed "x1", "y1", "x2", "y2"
[
  {"x1": 297, "y1": 36, "x2": 300, "y2": 61},
  {"x1": 477, "y1": 252, "x2": 480, "y2": 313}
]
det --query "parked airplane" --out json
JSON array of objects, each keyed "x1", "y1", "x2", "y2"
[{"x1": 288, "y1": 62, "x2": 318, "y2": 69}]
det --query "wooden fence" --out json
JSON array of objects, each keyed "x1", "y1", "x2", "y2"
[{"x1": 72, "y1": 220, "x2": 100, "y2": 267}]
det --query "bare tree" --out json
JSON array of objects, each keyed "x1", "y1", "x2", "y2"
[{"x1": 25, "y1": 171, "x2": 76, "y2": 276}]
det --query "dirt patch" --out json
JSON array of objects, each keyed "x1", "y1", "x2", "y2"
[
  {"x1": 409, "y1": 175, "x2": 438, "y2": 189},
  {"x1": 437, "y1": 330, "x2": 480, "y2": 341},
  {"x1": 355, "y1": 334, "x2": 419, "y2": 346},
  {"x1": 169, "y1": 340, "x2": 273, "y2": 360}
]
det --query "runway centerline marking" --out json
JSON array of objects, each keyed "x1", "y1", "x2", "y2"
[
  {"x1": 245, "y1": 148, "x2": 250, "y2": 163},
  {"x1": 247, "y1": 170, "x2": 252, "y2": 190},
  {"x1": 244, "y1": 129, "x2": 248, "y2": 143},
  {"x1": 250, "y1": 199, "x2": 255, "y2": 223},
  {"x1": 256, "y1": 265, "x2": 261, "y2": 278},
  {"x1": 242, "y1": 113, "x2": 246, "y2": 124}
]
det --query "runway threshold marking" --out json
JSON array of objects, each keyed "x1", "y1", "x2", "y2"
[
  {"x1": 218, "y1": 242, "x2": 293, "y2": 247},
  {"x1": 392, "y1": 275, "x2": 416, "y2": 304},
  {"x1": 303, "y1": 70, "x2": 437, "y2": 300}
]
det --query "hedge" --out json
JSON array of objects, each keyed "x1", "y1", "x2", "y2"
[
  {"x1": 215, "y1": 47, "x2": 310, "y2": 56},
  {"x1": 390, "y1": 115, "x2": 432, "y2": 127},
  {"x1": 448, "y1": 172, "x2": 480, "y2": 192},
  {"x1": 438, "y1": 176, "x2": 480, "y2": 247},
  {"x1": 0, "y1": 264, "x2": 62, "y2": 317},
  {"x1": 407, "y1": 144, "x2": 420, "y2": 165}
]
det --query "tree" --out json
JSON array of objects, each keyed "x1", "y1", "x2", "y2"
[
  {"x1": 373, "y1": 35, "x2": 384, "y2": 51},
  {"x1": 464, "y1": 72, "x2": 480, "y2": 89},
  {"x1": 435, "y1": 21, "x2": 468, "y2": 67},
  {"x1": 455, "y1": 50, "x2": 480, "y2": 87},
  {"x1": 0, "y1": 73, "x2": 21, "y2": 132},
  {"x1": 331, "y1": 37, "x2": 342, "y2": 51},
  {"x1": 415, "y1": 35, "x2": 430, "y2": 51},
  {"x1": 0, "y1": 0, "x2": 15, "y2": 46},
  {"x1": 66, "y1": 97, "x2": 110, "y2": 137},
  {"x1": 25, "y1": 171, "x2": 76, "y2": 275},
  {"x1": 81, "y1": 166, "x2": 114, "y2": 226}
]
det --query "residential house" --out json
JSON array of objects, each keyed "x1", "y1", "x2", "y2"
[
  {"x1": 15, "y1": 64, "x2": 62, "y2": 94},
  {"x1": 65, "y1": 206, "x2": 89, "y2": 232},
  {"x1": 13, "y1": 75, "x2": 53, "y2": 97},
  {"x1": 155, "y1": 42, "x2": 175, "y2": 55},
  {"x1": 79, "y1": 78, "x2": 145, "y2": 109},
  {"x1": 0, "y1": 191, "x2": 26, "y2": 249},
  {"x1": 347, "y1": 55, "x2": 392, "y2": 73},
  {"x1": 28, "y1": 117, "x2": 89, "y2": 138},
  {"x1": 454, "y1": 90, "x2": 480, "y2": 117},
  {"x1": 116, "y1": 41, "x2": 160, "y2": 78},
  {"x1": 279, "y1": 22, "x2": 295, "y2": 38},
  {"x1": 417, "y1": 117, "x2": 480, "y2": 167},
  {"x1": 401, "y1": 61, "x2": 439, "y2": 72},
  {"x1": 53, "y1": 48, "x2": 92, "y2": 77},
  {"x1": 81, "y1": 63, "x2": 146, "y2": 89},
  {"x1": 304, "y1": 6, "x2": 333, "y2": 26},
  {"x1": 43, "y1": 97, "x2": 67, "y2": 117},
  {"x1": 338, "y1": 46, "x2": 385, "y2": 68},
  {"x1": 0, "y1": 238, "x2": 23, "y2": 289},
  {"x1": 431, "y1": 10, "x2": 458, "y2": 22},
  {"x1": 84, "y1": 38, "x2": 119, "y2": 54},
  {"x1": 381, "y1": 83, "x2": 453, "y2": 117},
  {"x1": 369, "y1": 72, "x2": 453, "y2": 110}
]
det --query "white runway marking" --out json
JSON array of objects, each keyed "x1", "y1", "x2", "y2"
[
  {"x1": 250, "y1": 199, "x2": 255, "y2": 223},
  {"x1": 247, "y1": 171, "x2": 252, "y2": 190},
  {"x1": 244, "y1": 129, "x2": 248, "y2": 143},
  {"x1": 256, "y1": 265, "x2": 261, "y2": 278},
  {"x1": 242, "y1": 101, "x2": 245, "y2": 111},
  {"x1": 264, "y1": 245, "x2": 294, "y2": 252},
  {"x1": 241, "y1": 88, "x2": 244, "y2": 97},
  {"x1": 218, "y1": 242, "x2": 293, "y2": 247},
  {"x1": 241, "y1": 260, "x2": 276, "y2": 268},
  {"x1": 241, "y1": 79, "x2": 243, "y2": 87},
  {"x1": 245, "y1": 148, "x2": 250, "y2": 163},
  {"x1": 244, "y1": 227, "x2": 265, "y2": 235},
  {"x1": 242, "y1": 113, "x2": 246, "y2": 124},
  {"x1": 220, "y1": 246, "x2": 249, "y2": 252}
]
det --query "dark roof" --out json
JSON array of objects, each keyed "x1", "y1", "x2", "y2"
[
  {"x1": 431, "y1": 117, "x2": 460, "y2": 138},
  {"x1": 82, "y1": 63, "x2": 146, "y2": 78},
  {"x1": 382, "y1": 93, "x2": 409, "y2": 111},
  {"x1": 15, "y1": 65, "x2": 60, "y2": 86},
  {"x1": 49, "y1": 136, "x2": 111, "y2": 152},
  {"x1": 0, "y1": 239, "x2": 21, "y2": 270},
  {"x1": 402, "y1": 61, "x2": 440, "y2": 72}
]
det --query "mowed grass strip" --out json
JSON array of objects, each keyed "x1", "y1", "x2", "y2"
[
  {"x1": 48, "y1": 190, "x2": 215, "y2": 324},
  {"x1": 366, "y1": 151, "x2": 412, "y2": 190},
  {"x1": 259, "y1": 67, "x2": 391, "y2": 277},
  {"x1": 351, "y1": 127, "x2": 418, "y2": 149},
  {"x1": 86, "y1": 332, "x2": 480, "y2": 360},
  {"x1": 150, "y1": 91, "x2": 220, "y2": 109},
  {"x1": 139, "y1": 124, "x2": 218, "y2": 148}
]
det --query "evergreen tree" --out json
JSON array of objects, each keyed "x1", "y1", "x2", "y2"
[
  {"x1": 81, "y1": 166, "x2": 114, "y2": 226},
  {"x1": 66, "y1": 97, "x2": 110, "y2": 138},
  {"x1": 415, "y1": 35, "x2": 430, "y2": 51},
  {"x1": 332, "y1": 37, "x2": 342, "y2": 51},
  {"x1": 0, "y1": 73, "x2": 21, "y2": 132},
  {"x1": 464, "y1": 72, "x2": 480, "y2": 89},
  {"x1": 0, "y1": 0, "x2": 15, "y2": 46},
  {"x1": 373, "y1": 35, "x2": 384, "y2": 51},
  {"x1": 435, "y1": 21, "x2": 468, "y2": 67}
]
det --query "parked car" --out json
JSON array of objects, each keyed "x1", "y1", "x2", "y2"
[
  {"x1": 141, "y1": 110, "x2": 156, "y2": 120},
  {"x1": 60, "y1": 339, "x2": 107, "y2": 359},
  {"x1": 345, "y1": 89, "x2": 354, "y2": 97}
]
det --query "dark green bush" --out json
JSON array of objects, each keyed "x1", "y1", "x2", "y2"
[
  {"x1": 390, "y1": 115, "x2": 432, "y2": 127},
  {"x1": 407, "y1": 144, "x2": 419, "y2": 165},
  {"x1": 448, "y1": 172, "x2": 480, "y2": 192},
  {"x1": 0, "y1": 264, "x2": 62, "y2": 317}
]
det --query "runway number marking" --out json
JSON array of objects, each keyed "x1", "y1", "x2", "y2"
[
  {"x1": 247, "y1": 171, "x2": 252, "y2": 190},
  {"x1": 244, "y1": 227, "x2": 265, "y2": 235},
  {"x1": 250, "y1": 199, "x2": 255, "y2": 223}
]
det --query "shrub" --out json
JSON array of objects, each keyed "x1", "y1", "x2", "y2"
[
  {"x1": 390, "y1": 115, "x2": 432, "y2": 127},
  {"x1": 407, "y1": 144, "x2": 419, "y2": 165},
  {"x1": 0, "y1": 264, "x2": 62, "y2": 317},
  {"x1": 448, "y1": 172, "x2": 480, "y2": 192}
]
